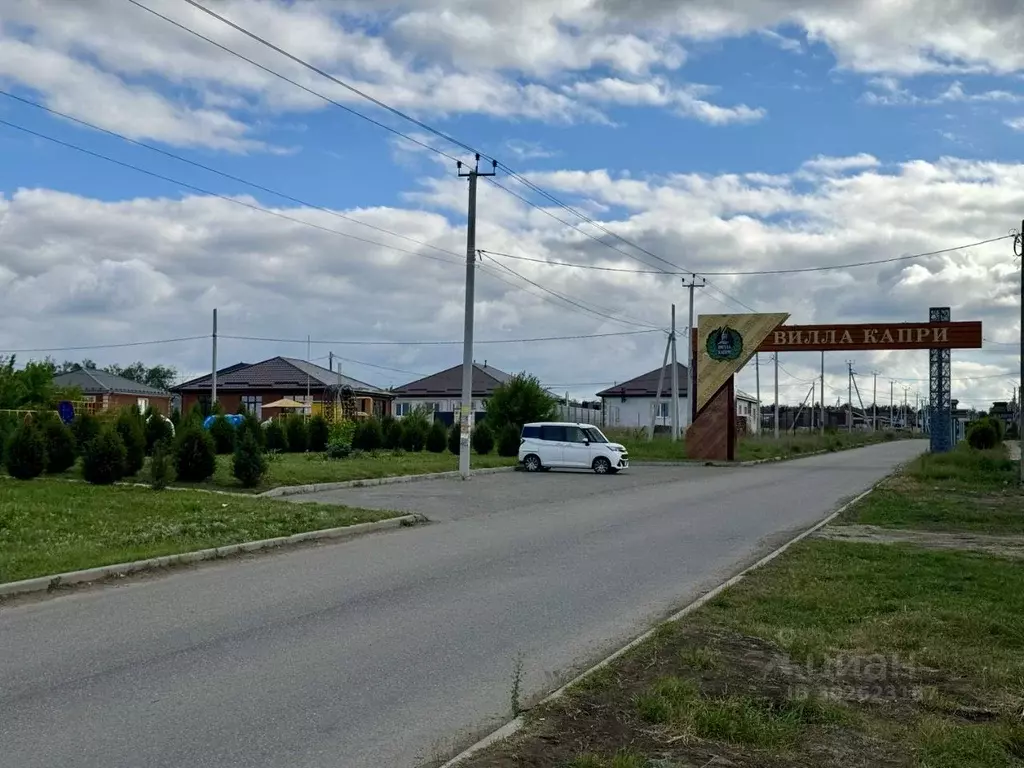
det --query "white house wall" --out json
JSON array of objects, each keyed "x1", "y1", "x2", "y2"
[
  {"x1": 601, "y1": 396, "x2": 691, "y2": 429},
  {"x1": 393, "y1": 397, "x2": 486, "y2": 416}
]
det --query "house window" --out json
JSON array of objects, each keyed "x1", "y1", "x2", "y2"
[
  {"x1": 396, "y1": 402, "x2": 411, "y2": 417},
  {"x1": 658, "y1": 402, "x2": 669, "y2": 418},
  {"x1": 137, "y1": 398, "x2": 149, "y2": 413},
  {"x1": 242, "y1": 395, "x2": 263, "y2": 419}
]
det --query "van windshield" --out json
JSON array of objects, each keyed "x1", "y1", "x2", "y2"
[{"x1": 582, "y1": 427, "x2": 608, "y2": 443}]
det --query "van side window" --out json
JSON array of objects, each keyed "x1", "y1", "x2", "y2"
[
  {"x1": 521, "y1": 425, "x2": 541, "y2": 439},
  {"x1": 565, "y1": 427, "x2": 587, "y2": 443},
  {"x1": 539, "y1": 425, "x2": 566, "y2": 442}
]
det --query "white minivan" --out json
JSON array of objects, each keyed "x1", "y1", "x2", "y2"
[{"x1": 518, "y1": 422, "x2": 629, "y2": 474}]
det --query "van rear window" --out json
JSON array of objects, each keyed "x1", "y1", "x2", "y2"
[{"x1": 521, "y1": 425, "x2": 541, "y2": 439}]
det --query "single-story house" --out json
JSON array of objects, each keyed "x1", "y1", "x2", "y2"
[
  {"x1": 172, "y1": 356, "x2": 393, "y2": 420},
  {"x1": 596, "y1": 363, "x2": 690, "y2": 430},
  {"x1": 391, "y1": 361, "x2": 510, "y2": 426},
  {"x1": 596, "y1": 365, "x2": 762, "y2": 433},
  {"x1": 53, "y1": 369, "x2": 173, "y2": 416}
]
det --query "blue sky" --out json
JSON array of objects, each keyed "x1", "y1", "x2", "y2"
[{"x1": 0, "y1": 0, "x2": 1021, "y2": 409}]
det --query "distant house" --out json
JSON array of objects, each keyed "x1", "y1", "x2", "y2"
[
  {"x1": 54, "y1": 369, "x2": 172, "y2": 416},
  {"x1": 596, "y1": 363, "x2": 690, "y2": 430},
  {"x1": 172, "y1": 356, "x2": 392, "y2": 420},
  {"x1": 391, "y1": 362, "x2": 511, "y2": 426},
  {"x1": 596, "y1": 364, "x2": 760, "y2": 433}
]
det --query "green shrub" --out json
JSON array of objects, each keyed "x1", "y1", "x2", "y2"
[
  {"x1": 265, "y1": 419, "x2": 289, "y2": 452},
  {"x1": 187, "y1": 402, "x2": 206, "y2": 426},
  {"x1": 175, "y1": 425, "x2": 217, "y2": 482},
  {"x1": 325, "y1": 439, "x2": 351, "y2": 459},
  {"x1": 169, "y1": 407, "x2": 181, "y2": 429},
  {"x1": 484, "y1": 373, "x2": 558, "y2": 433},
  {"x1": 497, "y1": 424, "x2": 521, "y2": 457},
  {"x1": 71, "y1": 411, "x2": 101, "y2": 449},
  {"x1": 4, "y1": 421, "x2": 48, "y2": 480},
  {"x1": 967, "y1": 419, "x2": 998, "y2": 451},
  {"x1": 308, "y1": 415, "x2": 330, "y2": 452},
  {"x1": 472, "y1": 422, "x2": 495, "y2": 455},
  {"x1": 82, "y1": 427, "x2": 126, "y2": 485},
  {"x1": 43, "y1": 419, "x2": 77, "y2": 474},
  {"x1": 989, "y1": 416, "x2": 1005, "y2": 442},
  {"x1": 149, "y1": 438, "x2": 172, "y2": 490},
  {"x1": 144, "y1": 413, "x2": 174, "y2": 455},
  {"x1": 329, "y1": 419, "x2": 357, "y2": 445},
  {"x1": 447, "y1": 423, "x2": 461, "y2": 455},
  {"x1": 425, "y1": 420, "x2": 447, "y2": 453},
  {"x1": 209, "y1": 415, "x2": 236, "y2": 455},
  {"x1": 285, "y1": 414, "x2": 309, "y2": 453},
  {"x1": 239, "y1": 411, "x2": 265, "y2": 449},
  {"x1": 232, "y1": 429, "x2": 268, "y2": 488},
  {"x1": 380, "y1": 415, "x2": 401, "y2": 449},
  {"x1": 115, "y1": 410, "x2": 146, "y2": 477},
  {"x1": 353, "y1": 417, "x2": 383, "y2": 451}
]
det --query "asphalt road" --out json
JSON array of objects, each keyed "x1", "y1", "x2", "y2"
[{"x1": 0, "y1": 440, "x2": 926, "y2": 768}]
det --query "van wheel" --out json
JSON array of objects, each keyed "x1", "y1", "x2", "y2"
[
  {"x1": 523, "y1": 454, "x2": 542, "y2": 472},
  {"x1": 593, "y1": 457, "x2": 612, "y2": 474}
]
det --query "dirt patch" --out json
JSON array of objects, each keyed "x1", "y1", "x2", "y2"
[
  {"x1": 456, "y1": 625, "x2": 978, "y2": 768},
  {"x1": 813, "y1": 524, "x2": 1024, "y2": 559}
]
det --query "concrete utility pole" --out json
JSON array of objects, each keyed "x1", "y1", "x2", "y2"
[
  {"x1": 890, "y1": 380, "x2": 895, "y2": 429},
  {"x1": 755, "y1": 352, "x2": 761, "y2": 435},
  {"x1": 820, "y1": 351, "x2": 825, "y2": 436},
  {"x1": 847, "y1": 360, "x2": 854, "y2": 432},
  {"x1": 457, "y1": 155, "x2": 497, "y2": 480},
  {"x1": 1014, "y1": 220, "x2": 1024, "y2": 483},
  {"x1": 671, "y1": 304, "x2": 681, "y2": 442},
  {"x1": 211, "y1": 308, "x2": 218, "y2": 408},
  {"x1": 649, "y1": 322, "x2": 673, "y2": 441},
  {"x1": 773, "y1": 354, "x2": 779, "y2": 439},
  {"x1": 871, "y1": 371, "x2": 879, "y2": 431},
  {"x1": 328, "y1": 351, "x2": 333, "y2": 373},
  {"x1": 682, "y1": 275, "x2": 706, "y2": 432},
  {"x1": 915, "y1": 391, "x2": 920, "y2": 434}
]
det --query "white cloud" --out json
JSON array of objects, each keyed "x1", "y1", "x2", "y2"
[
  {"x1": 567, "y1": 77, "x2": 766, "y2": 125},
  {"x1": 801, "y1": 153, "x2": 880, "y2": 174},
  {"x1": 1004, "y1": 117, "x2": 1024, "y2": 132},
  {"x1": 2, "y1": 152, "x2": 1020, "y2": 408}
]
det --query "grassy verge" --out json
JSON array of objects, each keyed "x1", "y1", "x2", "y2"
[
  {"x1": 838, "y1": 445, "x2": 1024, "y2": 534},
  {"x1": 605, "y1": 428, "x2": 909, "y2": 463},
  {"x1": 0, "y1": 478, "x2": 399, "y2": 583},
  {"x1": 459, "y1": 447, "x2": 1024, "y2": 768}
]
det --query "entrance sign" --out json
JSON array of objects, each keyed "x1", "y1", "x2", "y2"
[
  {"x1": 695, "y1": 313, "x2": 789, "y2": 413},
  {"x1": 686, "y1": 310, "x2": 983, "y2": 462},
  {"x1": 758, "y1": 322, "x2": 982, "y2": 353}
]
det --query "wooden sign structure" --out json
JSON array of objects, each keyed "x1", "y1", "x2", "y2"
[{"x1": 687, "y1": 315, "x2": 983, "y2": 461}]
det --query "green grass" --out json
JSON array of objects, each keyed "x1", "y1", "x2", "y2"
[
  {"x1": 144, "y1": 450, "x2": 516, "y2": 492},
  {"x1": 842, "y1": 445, "x2": 1024, "y2": 534},
  {"x1": 0, "y1": 478, "x2": 399, "y2": 583}
]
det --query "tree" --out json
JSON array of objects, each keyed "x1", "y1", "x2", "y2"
[
  {"x1": 308, "y1": 414, "x2": 330, "y2": 452},
  {"x1": 145, "y1": 412, "x2": 175, "y2": 455},
  {"x1": 175, "y1": 425, "x2": 217, "y2": 482},
  {"x1": 381, "y1": 415, "x2": 403, "y2": 450},
  {"x1": 101, "y1": 361, "x2": 177, "y2": 391},
  {"x1": 232, "y1": 429, "x2": 268, "y2": 488},
  {"x1": 472, "y1": 422, "x2": 495, "y2": 455},
  {"x1": 967, "y1": 419, "x2": 998, "y2": 450},
  {"x1": 484, "y1": 373, "x2": 558, "y2": 432},
  {"x1": 284, "y1": 414, "x2": 309, "y2": 453},
  {"x1": 209, "y1": 415, "x2": 237, "y2": 455},
  {"x1": 447, "y1": 423, "x2": 461, "y2": 455},
  {"x1": 4, "y1": 420, "x2": 48, "y2": 479},
  {"x1": 240, "y1": 411, "x2": 265, "y2": 449},
  {"x1": 353, "y1": 417, "x2": 383, "y2": 451},
  {"x1": 72, "y1": 412, "x2": 101, "y2": 449},
  {"x1": 265, "y1": 419, "x2": 289, "y2": 452},
  {"x1": 497, "y1": 424, "x2": 521, "y2": 457},
  {"x1": 115, "y1": 409, "x2": 146, "y2": 476},
  {"x1": 426, "y1": 420, "x2": 447, "y2": 453},
  {"x1": 42, "y1": 418, "x2": 77, "y2": 474},
  {"x1": 149, "y1": 439, "x2": 172, "y2": 490},
  {"x1": 401, "y1": 407, "x2": 432, "y2": 453},
  {"x1": 82, "y1": 427, "x2": 127, "y2": 485}
]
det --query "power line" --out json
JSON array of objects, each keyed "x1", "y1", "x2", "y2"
[
  {"x1": 0, "y1": 335, "x2": 208, "y2": 354},
  {"x1": 478, "y1": 234, "x2": 1015, "y2": 276},
  {"x1": 220, "y1": 329, "x2": 661, "y2": 346},
  {"x1": 146, "y1": 0, "x2": 756, "y2": 309},
  {"x1": 0, "y1": 117, "x2": 654, "y2": 331},
  {"x1": 0, "y1": 89, "x2": 465, "y2": 263}
]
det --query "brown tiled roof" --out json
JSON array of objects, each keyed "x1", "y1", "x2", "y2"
[
  {"x1": 173, "y1": 357, "x2": 389, "y2": 396},
  {"x1": 392, "y1": 363, "x2": 511, "y2": 398},
  {"x1": 595, "y1": 363, "x2": 690, "y2": 398},
  {"x1": 54, "y1": 369, "x2": 171, "y2": 398}
]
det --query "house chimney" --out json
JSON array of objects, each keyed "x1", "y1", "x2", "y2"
[{"x1": 484, "y1": 359, "x2": 487, "y2": 368}]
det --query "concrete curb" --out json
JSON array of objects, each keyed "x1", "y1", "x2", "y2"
[
  {"x1": 438, "y1": 484, "x2": 881, "y2": 768},
  {"x1": 258, "y1": 466, "x2": 517, "y2": 498},
  {"x1": 633, "y1": 449, "x2": 828, "y2": 468},
  {"x1": 0, "y1": 514, "x2": 426, "y2": 599}
]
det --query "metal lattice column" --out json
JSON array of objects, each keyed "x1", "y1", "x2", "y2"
[{"x1": 929, "y1": 306, "x2": 953, "y2": 453}]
